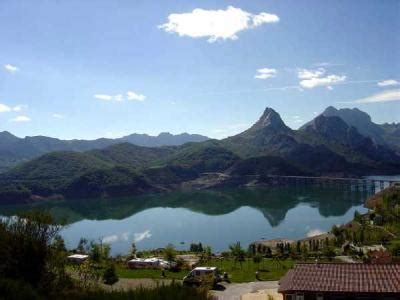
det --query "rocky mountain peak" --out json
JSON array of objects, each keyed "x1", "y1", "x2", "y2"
[{"x1": 251, "y1": 107, "x2": 289, "y2": 131}]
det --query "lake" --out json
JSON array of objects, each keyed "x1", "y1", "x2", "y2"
[{"x1": 0, "y1": 186, "x2": 374, "y2": 255}]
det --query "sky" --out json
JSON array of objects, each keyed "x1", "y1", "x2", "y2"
[{"x1": 0, "y1": 0, "x2": 399, "y2": 140}]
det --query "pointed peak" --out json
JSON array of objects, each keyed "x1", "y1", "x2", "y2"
[
  {"x1": 252, "y1": 107, "x2": 288, "y2": 131},
  {"x1": 322, "y1": 106, "x2": 338, "y2": 115},
  {"x1": 0, "y1": 131, "x2": 18, "y2": 139}
]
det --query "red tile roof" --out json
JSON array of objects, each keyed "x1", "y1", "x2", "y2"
[{"x1": 278, "y1": 263, "x2": 400, "y2": 294}]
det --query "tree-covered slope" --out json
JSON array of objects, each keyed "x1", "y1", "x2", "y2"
[
  {"x1": 88, "y1": 143, "x2": 175, "y2": 169},
  {"x1": 0, "y1": 131, "x2": 209, "y2": 172}
]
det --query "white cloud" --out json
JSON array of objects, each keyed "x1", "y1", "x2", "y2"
[
  {"x1": 348, "y1": 89, "x2": 400, "y2": 104},
  {"x1": 52, "y1": 113, "x2": 64, "y2": 119},
  {"x1": 0, "y1": 104, "x2": 27, "y2": 113},
  {"x1": 0, "y1": 103, "x2": 11, "y2": 113},
  {"x1": 126, "y1": 91, "x2": 146, "y2": 101},
  {"x1": 306, "y1": 229, "x2": 325, "y2": 237},
  {"x1": 377, "y1": 79, "x2": 399, "y2": 87},
  {"x1": 297, "y1": 67, "x2": 346, "y2": 89},
  {"x1": 300, "y1": 74, "x2": 346, "y2": 89},
  {"x1": 255, "y1": 68, "x2": 277, "y2": 79},
  {"x1": 134, "y1": 230, "x2": 152, "y2": 243},
  {"x1": 11, "y1": 115, "x2": 31, "y2": 122},
  {"x1": 94, "y1": 94, "x2": 114, "y2": 101},
  {"x1": 313, "y1": 62, "x2": 342, "y2": 68},
  {"x1": 114, "y1": 94, "x2": 124, "y2": 102},
  {"x1": 94, "y1": 91, "x2": 145, "y2": 102},
  {"x1": 297, "y1": 68, "x2": 325, "y2": 79},
  {"x1": 13, "y1": 104, "x2": 28, "y2": 112},
  {"x1": 159, "y1": 6, "x2": 279, "y2": 42},
  {"x1": 4, "y1": 64, "x2": 18, "y2": 73}
]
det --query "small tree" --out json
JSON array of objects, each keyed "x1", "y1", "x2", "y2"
[
  {"x1": 130, "y1": 242, "x2": 137, "y2": 257},
  {"x1": 229, "y1": 242, "x2": 246, "y2": 269},
  {"x1": 77, "y1": 238, "x2": 89, "y2": 254},
  {"x1": 301, "y1": 244, "x2": 309, "y2": 261},
  {"x1": 102, "y1": 264, "x2": 119, "y2": 286},
  {"x1": 203, "y1": 245, "x2": 212, "y2": 263},
  {"x1": 164, "y1": 244, "x2": 176, "y2": 266},
  {"x1": 323, "y1": 246, "x2": 336, "y2": 261},
  {"x1": 253, "y1": 253, "x2": 262, "y2": 270},
  {"x1": 89, "y1": 241, "x2": 110, "y2": 263}
]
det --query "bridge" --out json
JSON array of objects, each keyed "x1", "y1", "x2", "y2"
[
  {"x1": 259, "y1": 175, "x2": 400, "y2": 192},
  {"x1": 201, "y1": 173, "x2": 400, "y2": 193}
]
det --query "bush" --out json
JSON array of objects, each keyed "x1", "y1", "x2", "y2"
[
  {"x1": 103, "y1": 264, "x2": 119, "y2": 286},
  {"x1": 0, "y1": 278, "x2": 40, "y2": 300},
  {"x1": 62, "y1": 282, "x2": 211, "y2": 300}
]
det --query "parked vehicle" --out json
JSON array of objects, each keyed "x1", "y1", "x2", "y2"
[{"x1": 183, "y1": 267, "x2": 222, "y2": 286}]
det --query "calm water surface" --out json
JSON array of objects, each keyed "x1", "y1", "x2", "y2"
[{"x1": 0, "y1": 186, "x2": 375, "y2": 255}]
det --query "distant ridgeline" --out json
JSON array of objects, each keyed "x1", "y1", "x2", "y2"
[{"x1": 0, "y1": 106, "x2": 399, "y2": 204}]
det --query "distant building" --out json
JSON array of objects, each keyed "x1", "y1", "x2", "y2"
[{"x1": 278, "y1": 263, "x2": 400, "y2": 300}]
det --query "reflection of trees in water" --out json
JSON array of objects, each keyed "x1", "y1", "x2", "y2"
[{"x1": 0, "y1": 185, "x2": 372, "y2": 227}]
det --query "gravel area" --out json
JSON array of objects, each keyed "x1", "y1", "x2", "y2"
[{"x1": 211, "y1": 281, "x2": 280, "y2": 300}]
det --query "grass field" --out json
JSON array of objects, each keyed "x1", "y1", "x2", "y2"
[
  {"x1": 116, "y1": 258, "x2": 294, "y2": 283},
  {"x1": 204, "y1": 258, "x2": 294, "y2": 282}
]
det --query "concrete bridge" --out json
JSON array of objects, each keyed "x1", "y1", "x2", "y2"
[
  {"x1": 261, "y1": 175, "x2": 399, "y2": 192},
  {"x1": 200, "y1": 172, "x2": 400, "y2": 193}
]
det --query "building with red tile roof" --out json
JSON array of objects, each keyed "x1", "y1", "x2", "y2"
[{"x1": 278, "y1": 263, "x2": 400, "y2": 300}]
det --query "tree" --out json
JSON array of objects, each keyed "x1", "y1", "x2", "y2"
[
  {"x1": 130, "y1": 242, "x2": 137, "y2": 257},
  {"x1": 253, "y1": 254, "x2": 262, "y2": 270},
  {"x1": 52, "y1": 235, "x2": 67, "y2": 253},
  {"x1": 229, "y1": 242, "x2": 246, "y2": 269},
  {"x1": 301, "y1": 244, "x2": 309, "y2": 261},
  {"x1": 89, "y1": 241, "x2": 110, "y2": 263},
  {"x1": 190, "y1": 242, "x2": 204, "y2": 253},
  {"x1": 164, "y1": 244, "x2": 176, "y2": 266},
  {"x1": 323, "y1": 247, "x2": 336, "y2": 261},
  {"x1": 203, "y1": 245, "x2": 212, "y2": 263},
  {"x1": 103, "y1": 264, "x2": 119, "y2": 286},
  {"x1": 0, "y1": 211, "x2": 70, "y2": 297},
  {"x1": 77, "y1": 238, "x2": 89, "y2": 254}
]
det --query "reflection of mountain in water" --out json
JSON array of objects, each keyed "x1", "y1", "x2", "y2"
[{"x1": 0, "y1": 187, "x2": 371, "y2": 227}]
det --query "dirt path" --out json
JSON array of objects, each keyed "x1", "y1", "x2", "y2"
[{"x1": 211, "y1": 281, "x2": 281, "y2": 300}]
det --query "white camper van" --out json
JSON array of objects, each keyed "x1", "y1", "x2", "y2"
[{"x1": 183, "y1": 267, "x2": 222, "y2": 286}]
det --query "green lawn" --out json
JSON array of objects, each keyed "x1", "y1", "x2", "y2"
[
  {"x1": 116, "y1": 258, "x2": 294, "y2": 283},
  {"x1": 203, "y1": 258, "x2": 294, "y2": 282}
]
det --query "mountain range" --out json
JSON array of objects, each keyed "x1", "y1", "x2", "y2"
[
  {"x1": 0, "y1": 106, "x2": 399, "y2": 204},
  {"x1": 0, "y1": 131, "x2": 209, "y2": 172},
  {"x1": 302, "y1": 106, "x2": 400, "y2": 152}
]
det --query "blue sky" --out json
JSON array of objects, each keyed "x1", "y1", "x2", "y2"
[{"x1": 0, "y1": 0, "x2": 399, "y2": 139}]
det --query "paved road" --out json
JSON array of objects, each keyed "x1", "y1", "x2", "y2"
[{"x1": 211, "y1": 281, "x2": 280, "y2": 300}]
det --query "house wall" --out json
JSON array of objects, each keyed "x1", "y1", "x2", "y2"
[{"x1": 281, "y1": 292, "x2": 400, "y2": 300}]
